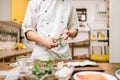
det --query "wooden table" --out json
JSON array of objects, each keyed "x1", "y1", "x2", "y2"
[
  {"x1": 0, "y1": 49, "x2": 32, "y2": 62},
  {"x1": 98, "y1": 63, "x2": 120, "y2": 76},
  {"x1": 19, "y1": 61, "x2": 120, "y2": 80}
]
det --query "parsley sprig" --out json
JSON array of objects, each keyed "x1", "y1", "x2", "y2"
[{"x1": 32, "y1": 59, "x2": 54, "y2": 79}]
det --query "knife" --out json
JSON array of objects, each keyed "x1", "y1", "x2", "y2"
[{"x1": 54, "y1": 37, "x2": 88, "y2": 46}]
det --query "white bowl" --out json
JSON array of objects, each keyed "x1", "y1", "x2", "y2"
[
  {"x1": 115, "y1": 70, "x2": 120, "y2": 79},
  {"x1": 55, "y1": 66, "x2": 74, "y2": 80}
]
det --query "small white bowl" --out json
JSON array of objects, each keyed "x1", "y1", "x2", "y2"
[
  {"x1": 115, "y1": 70, "x2": 120, "y2": 79},
  {"x1": 55, "y1": 66, "x2": 74, "y2": 80}
]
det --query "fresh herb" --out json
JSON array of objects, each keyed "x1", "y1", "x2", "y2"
[
  {"x1": 32, "y1": 68, "x2": 44, "y2": 79},
  {"x1": 32, "y1": 61, "x2": 44, "y2": 79},
  {"x1": 44, "y1": 59, "x2": 53, "y2": 70},
  {"x1": 32, "y1": 59, "x2": 54, "y2": 79}
]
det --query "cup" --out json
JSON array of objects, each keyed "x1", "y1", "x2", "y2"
[{"x1": 17, "y1": 56, "x2": 33, "y2": 74}]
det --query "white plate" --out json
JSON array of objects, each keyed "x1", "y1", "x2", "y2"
[{"x1": 73, "y1": 71, "x2": 117, "y2": 80}]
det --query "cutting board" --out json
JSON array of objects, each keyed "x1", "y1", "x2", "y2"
[
  {"x1": 74, "y1": 66, "x2": 104, "y2": 72},
  {"x1": 55, "y1": 59, "x2": 104, "y2": 72}
]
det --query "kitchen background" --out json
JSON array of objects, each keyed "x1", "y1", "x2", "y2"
[{"x1": 0, "y1": 0, "x2": 120, "y2": 63}]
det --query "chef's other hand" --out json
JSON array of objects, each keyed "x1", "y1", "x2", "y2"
[
  {"x1": 42, "y1": 37, "x2": 59, "y2": 49},
  {"x1": 61, "y1": 30, "x2": 70, "y2": 40},
  {"x1": 69, "y1": 29, "x2": 78, "y2": 38},
  {"x1": 61, "y1": 29, "x2": 78, "y2": 40}
]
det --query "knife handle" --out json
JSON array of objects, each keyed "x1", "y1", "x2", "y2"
[
  {"x1": 53, "y1": 37, "x2": 63, "y2": 47},
  {"x1": 59, "y1": 37, "x2": 63, "y2": 47},
  {"x1": 53, "y1": 37, "x2": 64, "y2": 47}
]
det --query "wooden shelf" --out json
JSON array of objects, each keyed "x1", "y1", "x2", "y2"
[
  {"x1": 91, "y1": 38, "x2": 108, "y2": 41},
  {"x1": 69, "y1": 40, "x2": 90, "y2": 47}
]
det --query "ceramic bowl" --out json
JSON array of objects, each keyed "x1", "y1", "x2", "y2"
[{"x1": 55, "y1": 66, "x2": 74, "y2": 80}]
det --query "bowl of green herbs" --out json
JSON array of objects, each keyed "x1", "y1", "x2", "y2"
[{"x1": 32, "y1": 59, "x2": 55, "y2": 79}]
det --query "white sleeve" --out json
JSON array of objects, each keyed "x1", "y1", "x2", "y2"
[
  {"x1": 22, "y1": 0, "x2": 38, "y2": 42},
  {"x1": 22, "y1": 0, "x2": 37, "y2": 36},
  {"x1": 67, "y1": 2, "x2": 79, "y2": 30}
]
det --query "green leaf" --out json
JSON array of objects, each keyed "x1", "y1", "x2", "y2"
[{"x1": 59, "y1": 37, "x2": 63, "y2": 47}]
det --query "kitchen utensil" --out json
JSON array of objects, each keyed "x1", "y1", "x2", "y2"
[{"x1": 55, "y1": 37, "x2": 87, "y2": 45}]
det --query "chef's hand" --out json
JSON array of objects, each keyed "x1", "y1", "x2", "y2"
[
  {"x1": 25, "y1": 30, "x2": 59, "y2": 49},
  {"x1": 42, "y1": 37, "x2": 59, "y2": 49},
  {"x1": 61, "y1": 30, "x2": 70, "y2": 40},
  {"x1": 61, "y1": 29, "x2": 78, "y2": 40}
]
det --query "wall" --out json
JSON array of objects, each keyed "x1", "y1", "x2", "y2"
[
  {"x1": 109, "y1": 0, "x2": 120, "y2": 63},
  {"x1": 0, "y1": 0, "x2": 10, "y2": 21},
  {"x1": 11, "y1": 0, "x2": 28, "y2": 24}
]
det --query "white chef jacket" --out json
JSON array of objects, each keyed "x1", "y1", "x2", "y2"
[{"x1": 22, "y1": 0, "x2": 79, "y2": 60}]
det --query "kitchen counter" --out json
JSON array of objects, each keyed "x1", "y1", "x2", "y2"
[{"x1": 0, "y1": 49, "x2": 33, "y2": 62}]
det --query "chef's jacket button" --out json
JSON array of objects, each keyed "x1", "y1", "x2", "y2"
[
  {"x1": 46, "y1": 23, "x2": 49, "y2": 24},
  {"x1": 45, "y1": 10, "x2": 47, "y2": 13},
  {"x1": 48, "y1": 35, "x2": 50, "y2": 37},
  {"x1": 61, "y1": 21, "x2": 64, "y2": 23},
  {"x1": 43, "y1": 0, "x2": 45, "y2": 1}
]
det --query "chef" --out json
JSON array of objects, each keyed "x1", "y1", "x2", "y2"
[{"x1": 22, "y1": 0, "x2": 79, "y2": 60}]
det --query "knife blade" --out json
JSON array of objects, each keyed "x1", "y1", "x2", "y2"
[
  {"x1": 55, "y1": 37, "x2": 88, "y2": 45},
  {"x1": 61, "y1": 38, "x2": 87, "y2": 44}
]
